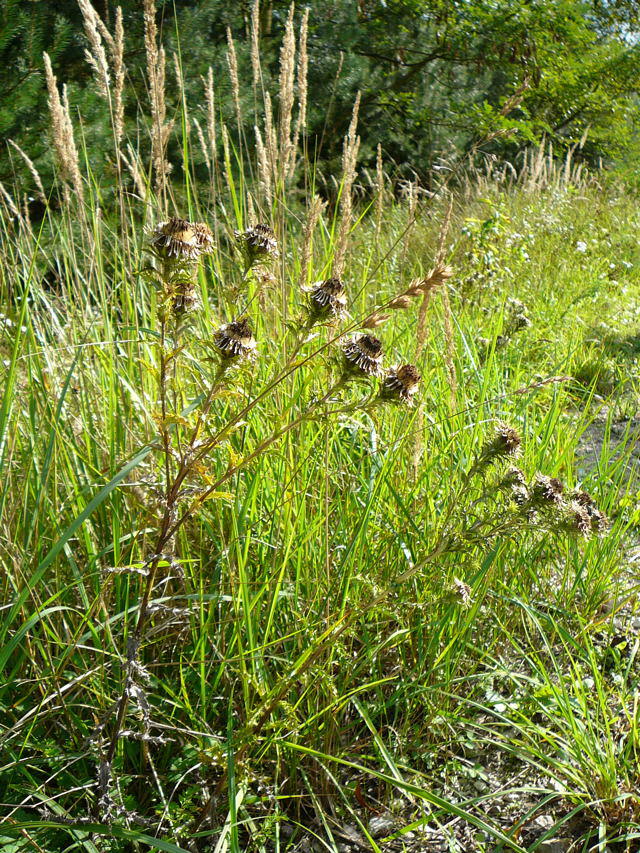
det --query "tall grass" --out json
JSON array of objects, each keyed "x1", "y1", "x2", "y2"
[{"x1": 1, "y1": 2, "x2": 639, "y2": 851}]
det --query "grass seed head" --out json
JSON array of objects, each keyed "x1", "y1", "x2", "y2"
[{"x1": 342, "y1": 334, "x2": 384, "y2": 377}]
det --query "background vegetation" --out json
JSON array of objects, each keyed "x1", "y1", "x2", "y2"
[{"x1": 1, "y1": 1, "x2": 640, "y2": 851}]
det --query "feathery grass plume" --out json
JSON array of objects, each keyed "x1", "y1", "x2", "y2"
[
  {"x1": 250, "y1": 0, "x2": 262, "y2": 96},
  {"x1": 204, "y1": 67, "x2": 217, "y2": 167},
  {"x1": 77, "y1": 0, "x2": 110, "y2": 98},
  {"x1": 379, "y1": 364, "x2": 421, "y2": 404},
  {"x1": 61, "y1": 85, "x2": 85, "y2": 205},
  {"x1": 144, "y1": 0, "x2": 169, "y2": 205},
  {"x1": 255, "y1": 126, "x2": 272, "y2": 208},
  {"x1": 333, "y1": 92, "x2": 361, "y2": 277},
  {"x1": 194, "y1": 118, "x2": 211, "y2": 173},
  {"x1": 226, "y1": 28, "x2": 242, "y2": 131},
  {"x1": 277, "y1": 5, "x2": 296, "y2": 184},
  {"x1": 173, "y1": 52, "x2": 189, "y2": 131},
  {"x1": 342, "y1": 334, "x2": 383, "y2": 378},
  {"x1": 8, "y1": 140, "x2": 46, "y2": 203},
  {"x1": 298, "y1": 195, "x2": 325, "y2": 288},
  {"x1": 113, "y1": 7, "x2": 125, "y2": 145},
  {"x1": 236, "y1": 223, "x2": 279, "y2": 267},
  {"x1": 264, "y1": 92, "x2": 278, "y2": 177},
  {"x1": 214, "y1": 319, "x2": 257, "y2": 360},
  {"x1": 289, "y1": 7, "x2": 309, "y2": 178},
  {"x1": 43, "y1": 53, "x2": 77, "y2": 202},
  {"x1": 375, "y1": 143, "x2": 384, "y2": 239},
  {"x1": 306, "y1": 278, "x2": 347, "y2": 324}
]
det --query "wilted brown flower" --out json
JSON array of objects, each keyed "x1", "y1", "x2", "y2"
[
  {"x1": 342, "y1": 334, "x2": 384, "y2": 377},
  {"x1": 308, "y1": 278, "x2": 347, "y2": 322},
  {"x1": 213, "y1": 318, "x2": 257, "y2": 359},
  {"x1": 236, "y1": 223, "x2": 278, "y2": 263},
  {"x1": 152, "y1": 217, "x2": 213, "y2": 261},
  {"x1": 381, "y1": 364, "x2": 421, "y2": 404}
]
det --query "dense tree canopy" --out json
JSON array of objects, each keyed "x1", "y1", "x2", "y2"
[{"x1": 1, "y1": 0, "x2": 639, "y2": 188}]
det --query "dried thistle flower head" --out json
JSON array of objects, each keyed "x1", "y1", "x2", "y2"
[
  {"x1": 568, "y1": 489, "x2": 609, "y2": 534},
  {"x1": 213, "y1": 318, "x2": 257, "y2": 359},
  {"x1": 236, "y1": 223, "x2": 279, "y2": 263},
  {"x1": 342, "y1": 334, "x2": 384, "y2": 377},
  {"x1": 453, "y1": 577, "x2": 473, "y2": 608},
  {"x1": 530, "y1": 473, "x2": 564, "y2": 506},
  {"x1": 308, "y1": 278, "x2": 347, "y2": 322},
  {"x1": 380, "y1": 364, "x2": 421, "y2": 404},
  {"x1": 152, "y1": 217, "x2": 213, "y2": 261},
  {"x1": 474, "y1": 422, "x2": 522, "y2": 474}
]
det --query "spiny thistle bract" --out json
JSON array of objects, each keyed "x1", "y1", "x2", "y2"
[
  {"x1": 213, "y1": 318, "x2": 257, "y2": 360},
  {"x1": 342, "y1": 334, "x2": 384, "y2": 378}
]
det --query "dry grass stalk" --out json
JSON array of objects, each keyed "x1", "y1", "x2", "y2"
[
  {"x1": 8, "y1": 140, "x2": 46, "y2": 203},
  {"x1": 77, "y1": 0, "x2": 110, "y2": 98},
  {"x1": 298, "y1": 195, "x2": 325, "y2": 288},
  {"x1": 226, "y1": 28, "x2": 242, "y2": 130},
  {"x1": 222, "y1": 124, "x2": 233, "y2": 199},
  {"x1": 289, "y1": 8, "x2": 309, "y2": 178},
  {"x1": 277, "y1": 5, "x2": 296, "y2": 184},
  {"x1": 414, "y1": 199, "x2": 452, "y2": 362},
  {"x1": 332, "y1": 92, "x2": 361, "y2": 277},
  {"x1": 143, "y1": 0, "x2": 169, "y2": 205},
  {"x1": 255, "y1": 126, "x2": 272, "y2": 208},
  {"x1": 250, "y1": 0, "x2": 262, "y2": 96}
]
